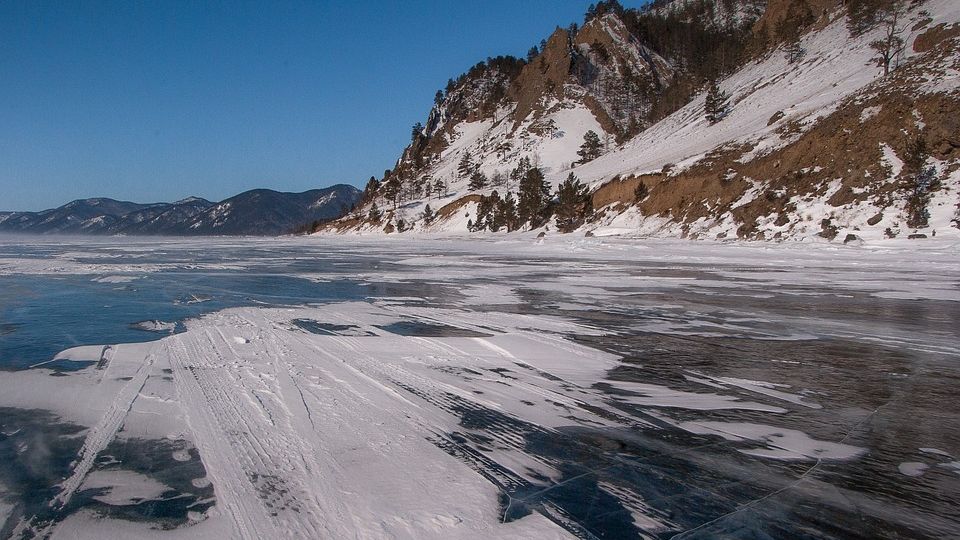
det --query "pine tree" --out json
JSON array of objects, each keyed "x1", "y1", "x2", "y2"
[
  {"x1": 457, "y1": 152, "x2": 475, "y2": 179},
  {"x1": 577, "y1": 130, "x2": 602, "y2": 163},
  {"x1": 422, "y1": 204, "x2": 434, "y2": 225},
  {"x1": 433, "y1": 177, "x2": 446, "y2": 199},
  {"x1": 517, "y1": 167, "x2": 551, "y2": 228},
  {"x1": 634, "y1": 181, "x2": 649, "y2": 202},
  {"x1": 905, "y1": 136, "x2": 937, "y2": 228},
  {"x1": 368, "y1": 202, "x2": 382, "y2": 223},
  {"x1": 555, "y1": 173, "x2": 592, "y2": 232},
  {"x1": 411, "y1": 122, "x2": 424, "y2": 142},
  {"x1": 382, "y1": 176, "x2": 402, "y2": 209},
  {"x1": 421, "y1": 174, "x2": 433, "y2": 197},
  {"x1": 412, "y1": 177, "x2": 422, "y2": 200},
  {"x1": 497, "y1": 193, "x2": 519, "y2": 232},
  {"x1": 475, "y1": 193, "x2": 497, "y2": 231},
  {"x1": 846, "y1": 0, "x2": 887, "y2": 37},
  {"x1": 362, "y1": 176, "x2": 380, "y2": 203},
  {"x1": 434, "y1": 90, "x2": 444, "y2": 106},
  {"x1": 784, "y1": 40, "x2": 805, "y2": 64},
  {"x1": 705, "y1": 81, "x2": 729, "y2": 125},
  {"x1": 510, "y1": 157, "x2": 532, "y2": 186},
  {"x1": 468, "y1": 170, "x2": 488, "y2": 191}
]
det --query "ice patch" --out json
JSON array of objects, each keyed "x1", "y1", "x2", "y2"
[
  {"x1": 79, "y1": 470, "x2": 172, "y2": 506},
  {"x1": 678, "y1": 421, "x2": 866, "y2": 461},
  {"x1": 898, "y1": 462, "x2": 928, "y2": 477}
]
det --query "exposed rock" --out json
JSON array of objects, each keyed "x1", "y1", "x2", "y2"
[{"x1": 914, "y1": 23, "x2": 960, "y2": 53}]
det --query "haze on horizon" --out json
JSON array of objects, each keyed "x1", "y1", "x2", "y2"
[{"x1": 0, "y1": 0, "x2": 641, "y2": 212}]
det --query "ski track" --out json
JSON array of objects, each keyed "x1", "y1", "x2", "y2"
[
  {"x1": 168, "y1": 328, "x2": 341, "y2": 539},
  {"x1": 53, "y1": 350, "x2": 155, "y2": 508}
]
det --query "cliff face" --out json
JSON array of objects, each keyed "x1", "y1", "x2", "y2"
[{"x1": 324, "y1": 0, "x2": 960, "y2": 243}]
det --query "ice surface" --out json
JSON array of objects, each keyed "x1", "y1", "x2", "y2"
[{"x1": 0, "y1": 235, "x2": 957, "y2": 538}]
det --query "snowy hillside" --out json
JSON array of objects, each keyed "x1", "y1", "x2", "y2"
[{"x1": 322, "y1": 0, "x2": 960, "y2": 243}]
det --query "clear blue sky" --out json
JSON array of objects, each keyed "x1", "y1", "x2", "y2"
[{"x1": 0, "y1": 1, "x2": 643, "y2": 211}]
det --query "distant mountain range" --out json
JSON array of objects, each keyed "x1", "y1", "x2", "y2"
[{"x1": 0, "y1": 185, "x2": 360, "y2": 236}]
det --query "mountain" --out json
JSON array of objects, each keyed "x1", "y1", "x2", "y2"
[
  {"x1": 0, "y1": 185, "x2": 360, "y2": 236},
  {"x1": 176, "y1": 188, "x2": 358, "y2": 235},
  {"x1": 322, "y1": 0, "x2": 960, "y2": 242}
]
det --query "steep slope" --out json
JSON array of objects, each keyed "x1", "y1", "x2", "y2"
[
  {"x1": 323, "y1": 0, "x2": 960, "y2": 243},
  {"x1": 363, "y1": 6, "x2": 695, "y2": 219},
  {"x1": 0, "y1": 186, "x2": 360, "y2": 236},
  {"x1": 581, "y1": 0, "x2": 960, "y2": 241}
]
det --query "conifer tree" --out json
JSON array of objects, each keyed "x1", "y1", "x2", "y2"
[
  {"x1": 457, "y1": 152, "x2": 475, "y2": 179},
  {"x1": 705, "y1": 81, "x2": 729, "y2": 125},
  {"x1": 577, "y1": 130, "x2": 602, "y2": 163},
  {"x1": 846, "y1": 0, "x2": 887, "y2": 37},
  {"x1": 510, "y1": 157, "x2": 532, "y2": 186},
  {"x1": 433, "y1": 177, "x2": 446, "y2": 199},
  {"x1": 475, "y1": 193, "x2": 498, "y2": 231},
  {"x1": 382, "y1": 176, "x2": 402, "y2": 209},
  {"x1": 905, "y1": 136, "x2": 937, "y2": 228},
  {"x1": 368, "y1": 202, "x2": 382, "y2": 223},
  {"x1": 517, "y1": 167, "x2": 551, "y2": 228},
  {"x1": 784, "y1": 39, "x2": 805, "y2": 64},
  {"x1": 497, "y1": 193, "x2": 519, "y2": 232},
  {"x1": 634, "y1": 181, "x2": 649, "y2": 202},
  {"x1": 468, "y1": 170, "x2": 488, "y2": 191},
  {"x1": 422, "y1": 204, "x2": 434, "y2": 225},
  {"x1": 555, "y1": 173, "x2": 592, "y2": 232},
  {"x1": 411, "y1": 122, "x2": 424, "y2": 142},
  {"x1": 362, "y1": 176, "x2": 380, "y2": 204}
]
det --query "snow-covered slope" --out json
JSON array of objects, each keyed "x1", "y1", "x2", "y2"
[{"x1": 325, "y1": 0, "x2": 960, "y2": 243}]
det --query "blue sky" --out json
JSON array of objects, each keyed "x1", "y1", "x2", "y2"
[{"x1": 0, "y1": 1, "x2": 646, "y2": 211}]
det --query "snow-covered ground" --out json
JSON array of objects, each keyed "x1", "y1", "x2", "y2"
[{"x1": 0, "y1": 235, "x2": 958, "y2": 538}]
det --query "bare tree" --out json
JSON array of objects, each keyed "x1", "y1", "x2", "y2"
[{"x1": 870, "y1": 0, "x2": 908, "y2": 76}]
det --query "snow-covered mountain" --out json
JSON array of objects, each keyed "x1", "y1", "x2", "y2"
[
  {"x1": 324, "y1": 0, "x2": 960, "y2": 242},
  {"x1": 0, "y1": 186, "x2": 360, "y2": 236}
]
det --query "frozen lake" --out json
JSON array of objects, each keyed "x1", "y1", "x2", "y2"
[{"x1": 0, "y1": 235, "x2": 958, "y2": 539}]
